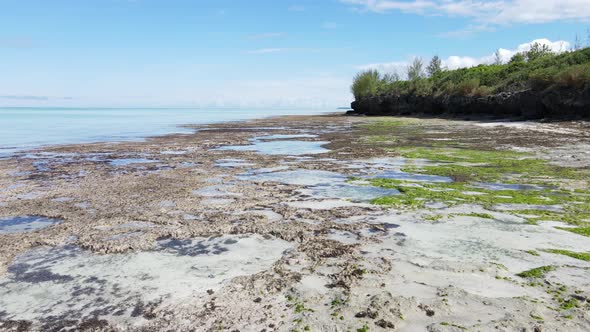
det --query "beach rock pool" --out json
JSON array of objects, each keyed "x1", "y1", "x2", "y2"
[
  {"x1": 216, "y1": 134, "x2": 329, "y2": 155},
  {"x1": 0, "y1": 216, "x2": 61, "y2": 234},
  {"x1": 109, "y1": 158, "x2": 159, "y2": 167},
  {"x1": 239, "y1": 169, "x2": 399, "y2": 202}
]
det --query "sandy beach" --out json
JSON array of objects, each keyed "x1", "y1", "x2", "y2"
[{"x1": 1, "y1": 114, "x2": 589, "y2": 332}]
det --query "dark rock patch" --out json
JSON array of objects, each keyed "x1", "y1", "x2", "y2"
[{"x1": 351, "y1": 87, "x2": 590, "y2": 121}]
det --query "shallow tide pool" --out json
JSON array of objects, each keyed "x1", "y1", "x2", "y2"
[
  {"x1": 240, "y1": 169, "x2": 399, "y2": 202},
  {"x1": 218, "y1": 140, "x2": 329, "y2": 156},
  {"x1": 109, "y1": 158, "x2": 159, "y2": 166},
  {"x1": 216, "y1": 134, "x2": 330, "y2": 156},
  {"x1": 0, "y1": 216, "x2": 61, "y2": 234}
]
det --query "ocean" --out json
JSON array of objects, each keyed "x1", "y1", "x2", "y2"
[{"x1": 0, "y1": 108, "x2": 329, "y2": 157}]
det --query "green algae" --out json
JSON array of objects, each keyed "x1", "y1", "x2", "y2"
[
  {"x1": 357, "y1": 323, "x2": 370, "y2": 332},
  {"x1": 460, "y1": 212, "x2": 495, "y2": 219},
  {"x1": 368, "y1": 156, "x2": 588, "y2": 227},
  {"x1": 362, "y1": 118, "x2": 419, "y2": 131},
  {"x1": 425, "y1": 214, "x2": 443, "y2": 222},
  {"x1": 440, "y1": 322, "x2": 467, "y2": 330},
  {"x1": 516, "y1": 266, "x2": 556, "y2": 279},
  {"x1": 370, "y1": 179, "x2": 571, "y2": 209},
  {"x1": 398, "y1": 146, "x2": 526, "y2": 164},
  {"x1": 359, "y1": 118, "x2": 425, "y2": 147},
  {"x1": 559, "y1": 298, "x2": 579, "y2": 311},
  {"x1": 397, "y1": 147, "x2": 586, "y2": 183},
  {"x1": 556, "y1": 227, "x2": 590, "y2": 237},
  {"x1": 360, "y1": 123, "x2": 590, "y2": 232},
  {"x1": 365, "y1": 135, "x2": 398, "y2": 144},
  {"x1": 543, "y1": 249, "x2": 590, "y2": 261},
  {"x1": 510, "y1": 207, "x2": 590, "y2": 226}
]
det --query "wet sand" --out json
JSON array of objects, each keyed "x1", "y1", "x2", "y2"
[{"x1": 0, "y1": 114, "x2": 589, "y2": 331}]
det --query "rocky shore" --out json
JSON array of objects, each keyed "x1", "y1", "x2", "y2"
[
  {"x1": 0, "y1": 114, "x2": 589, "y2": 331},
  {"x1": 350, "y1": 86, "x2": 590, "y2": 120}
]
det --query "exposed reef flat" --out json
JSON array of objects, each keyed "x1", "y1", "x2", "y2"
[{"x1": 0, "y1": 115, "x2": 589, "y2": 331}]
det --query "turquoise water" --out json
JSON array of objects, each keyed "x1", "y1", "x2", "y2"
[{"x1": 0, "y1": 108, "x2": 328, "y2": 157}]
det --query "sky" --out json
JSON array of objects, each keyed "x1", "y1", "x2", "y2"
[{"x1": 1, "y1": 0, "x2": 589, "y2": 108}]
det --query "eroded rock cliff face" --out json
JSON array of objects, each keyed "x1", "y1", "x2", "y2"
[{"x1": 350, "y1": 86, "x2": 590, "y2": 120}]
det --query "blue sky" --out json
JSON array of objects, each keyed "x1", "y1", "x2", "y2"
[{"x1": 1, "y1": 0, "x2": 589, "y2": 108}]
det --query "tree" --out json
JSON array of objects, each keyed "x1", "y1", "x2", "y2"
[
  {"x1": 407, "y1": 57, "x2": 424, "y2": 81},
  {"x1": 382, "y1": 72, "x2": 400, "y2": 84},
  {"x1": 427, "y1": 55, "x2": 442, "y2": 77},
  {"x1": 574, "y1": 34, "x2": 582, "y2": 51},
  {"x1": 351, "y1": 70, "x2": 381, "y2": 98},
  {"x1": 509, "y1": 53, "x2": 525, "y2": 64},
  {"x1": 493, "y1": 49, "x2": 503, "y2": 65},
  {"x1": 524, "y1": 42, "x2": 553, "y2": 62}
]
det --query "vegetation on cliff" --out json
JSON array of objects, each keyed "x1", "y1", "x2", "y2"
[{"x1": 351, "y1": 45, "x2": 590, "y2": 99}]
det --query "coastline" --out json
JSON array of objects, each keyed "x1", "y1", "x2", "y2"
[
  {"x1": 1, "y1": 114, "x2": 589, "y2": 331},
  {"x1": 0, "y1": 108, "x2": 331, "y2": 159}
]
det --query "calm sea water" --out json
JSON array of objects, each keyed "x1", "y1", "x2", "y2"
[{"x1": 0, "y1": 108, "x2": 330, "y2": 157}]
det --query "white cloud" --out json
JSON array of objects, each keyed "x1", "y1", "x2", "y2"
[
  {"x1": 343, "y1": 0, "x2": 436, "y2": 14},
  {"x1": 356, "y1": 38, "x2": 571, "y2": 76},
  {"x1": 341, "y1": 0, "x2": 590, "y2": 25},
  {"x1": 491, "y1": 0, "x2": 590, "y2": 24}
]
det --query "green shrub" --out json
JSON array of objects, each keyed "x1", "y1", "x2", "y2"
[
  {"x1": 455, "y1": 78, "x2": 480, "y2": 96},
  {"x1": 390, "y1": 80, "x2": 411, "y2": 95},
  {"x1": 351, "y1": 47, "x2": 590, "y2": 99},
  {"x1": 377, "y1": 73, "x2": 401, "y2": 94},
  {"x1": 351, "y1": 70, "x2": 381, "y2": 98},
  {"x1": 528, "y1": 67, "x2": 560, "y2": 90},
  {"x1": 555, "y1": 64, "x2": 590, "y2": 89},
  {"x1": 411, "y1": 79, "x2": 434, "y2": 96},
  {"x1": 436, "y1": 81, "x2": 456, "y2": 97},
  {"x1": 524, "y1": 42, "x2": 554, "y2": 62},
  {"x1": 472, "y1": 85, "x2": 495, "y2": 97},
  {"x1": 509, "y1": 53, "x2": 526, "y2": 64}
]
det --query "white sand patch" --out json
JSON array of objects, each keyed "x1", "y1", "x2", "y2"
[
  {"x1": 475, "y1": 121, "x2": 584, "y2": 135},
  {"x1": 0, "y1": 235, "x2": 292, "y2": 325},
  {"x1": 361, "y1": 207, "x2": 590, "y2": 294}
]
